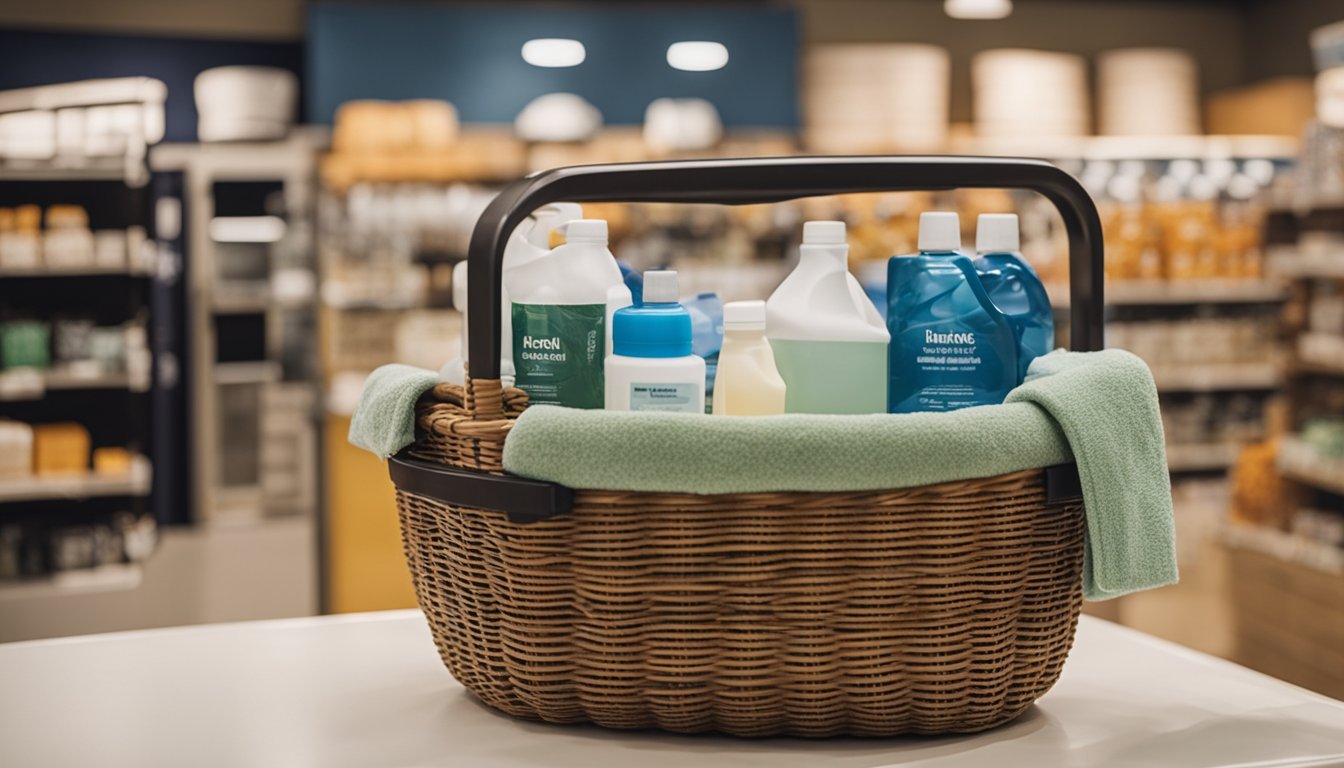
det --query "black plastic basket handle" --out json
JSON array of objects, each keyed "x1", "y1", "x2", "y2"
[
  {"x1": 467, "y1": 155, "x2": 1105, "y2": 383},
  {"x1": 392, "y1": 155, "x2": 1102, "y2": 522}
]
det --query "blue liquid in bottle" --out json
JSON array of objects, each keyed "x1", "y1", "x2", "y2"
[
  {"x1": 973, "y1": 214, "x2": 1055, "y2": 382},
  {"x1": 887, "y1": 212, "x2": 1018, "y2": 413}
]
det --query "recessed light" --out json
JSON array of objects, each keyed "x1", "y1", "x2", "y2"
[
  {"x1": 667, "y1": 41, "x2": 729, "y2": 72},
  {"x1": 944, "y1": 0, "x2": 1013, "y2": 20},
  {"x1": 521, "y1": 38, "x2": 586, "y2": 68}
]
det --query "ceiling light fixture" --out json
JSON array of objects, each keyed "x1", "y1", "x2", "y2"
[
  {"x1": 521, "y1": 38, "x2": 586, "y2": 68},
  {"x1": 666, "y1": 41, "x2": 729, "y2": 72},
  {"x1": 944, "y1": 0, "x2": 1013, "y2": 20}
]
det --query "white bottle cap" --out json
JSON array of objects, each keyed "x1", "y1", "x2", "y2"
[
  {"x1": 723, "y1": 299, "x2": 766, "y2": 331},
  {"x1": 642, "y1": 269, "x2": 679, "y2": 303},
  {"x1": 975, "y1": 213, "x2": 1019, "y2": 253},
  {"x1": 802, "y1": 220, "x2": 846, "y2": 245},
  {"x1": 563, "y1": 219, "x2": 607, "y2": 244},
  {"x1": 918, "y1": 211, "x2": 961, "y2": 252}
]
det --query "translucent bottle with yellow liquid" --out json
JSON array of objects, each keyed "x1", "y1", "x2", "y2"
[{"x1": 712, "y1": 300, "x2": 786, "y2": 416}]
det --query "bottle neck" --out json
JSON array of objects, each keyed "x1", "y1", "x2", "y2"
[
  {"x1": 723, "y1": 327, "x2": 769, "y2": 343},
  {"x1": 919, "y1": 249, "x2": 960, "y2": 258},
  {"x1": 799, "y1": 243, "x2": 847, "y2": 269}
]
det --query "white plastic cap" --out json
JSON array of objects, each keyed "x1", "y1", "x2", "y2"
[
  {"x1": 723, "y1": 299, "x2": 766, "y2": 331},
  {"x1": 562, "y1": 219, "x2": 607, "y2": 244},
  {"x1": 976, "y1": 213, "x2": 1019, "y2": 253},
  {"x1": 802, "y1": 220, "x2": 846, "y2": 245},
  {"x1": 642, "y1": 270, "x2": 679, "y2": 303},
  {"x1": 918, "y1": 211, "x2": 961, "y2": 252}
]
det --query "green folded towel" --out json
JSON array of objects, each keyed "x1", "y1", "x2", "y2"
[
  {"x1": 1006, "y1": 349, "x2": 1178, "y2": 601},
  {"x1": 503, "y1": 403, "x2": 1069, "y2": 494},
  {"x1": 502, "y1": 349, "x2": 1176, "y2": 601},
  {"x1": 348, "y1": 364, "x2": 440, "y2": 459}
]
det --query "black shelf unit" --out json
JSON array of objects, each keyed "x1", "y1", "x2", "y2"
[{"x1": 0, "y1": 173, "x2": 169, "y2": 581}]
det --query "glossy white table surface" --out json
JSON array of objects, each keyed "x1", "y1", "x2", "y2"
[{"x1": 2, "y1": 610, "x2": 1342, "y2": 767}]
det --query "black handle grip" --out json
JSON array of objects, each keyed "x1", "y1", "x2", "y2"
[{"x1": 468, "y1": 155, "x2": 1105, "y2": 382}]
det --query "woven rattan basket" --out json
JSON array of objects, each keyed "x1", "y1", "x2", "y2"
[{"x1": 388, "y1": 157, "x2": 1107, "y2": 737}]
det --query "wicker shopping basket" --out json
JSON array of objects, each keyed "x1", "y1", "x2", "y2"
[{"x1": 388, "y1": 156, "x2": 1105, "y2": 737}]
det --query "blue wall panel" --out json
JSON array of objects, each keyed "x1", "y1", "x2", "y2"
[{"x1": 307, "y1": 3, "x2": 799, "y2": 128}]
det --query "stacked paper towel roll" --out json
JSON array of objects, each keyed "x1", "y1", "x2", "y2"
[
  {"x1": 973, "y1": 49, "x2": 1089, "y2": 138},
  {"x1": 644, "y1": 98, "x2": 723, "y2": 152},
  {"x1": 804, "y1": 44, "x2": 949, "y2": 152},
  {"x1": 1097, "y1": 48, "x2": 1200, "y2": 136},
  {"x1": 194, "y1": 66, "x2": 298, "y2": 143}
]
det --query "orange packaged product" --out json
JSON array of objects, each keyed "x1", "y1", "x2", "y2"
[
  {"x1": 33, "y1": 422, "x2": 90, "y2": 475},
  {"x1": 93, "y1": 446, "x2": 134, "y2": 475}
]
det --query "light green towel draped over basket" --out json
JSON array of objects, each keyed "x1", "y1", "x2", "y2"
[{"x1": 502, "y1": 349, "x2": 1177, "y2": 601}]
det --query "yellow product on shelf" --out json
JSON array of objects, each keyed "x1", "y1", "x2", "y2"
[
  {"x1": 0, "y1": 206, "x2": 42, "y2": 270},
  {"x1": 333, "y1": 100, "x2": 394, "y2": 153},
  {"x1": 405, "y1": 99, "x2": 459, "y2": 150},
  {"x1": 1230, "y1": 438, "x2": 1299, "y2": 530},
  {"x1": 45, "y1": 205, "x2": 89, "y2": 229},
  {"x1": 14, "y1": 205, "x2": 41, "y2": 232},
  {"x1": 324, "y1": 413, "x2": 417, "y2": 613},
  {"x1": 32, "y1": 422, "x2": 90, "y2": 475},
  {"x1": 92, "y1": 446, "x2": 134, "y2": 475},
  {"x1": 1102, "y1": 202, "x2": 1160, "y2": 281}
]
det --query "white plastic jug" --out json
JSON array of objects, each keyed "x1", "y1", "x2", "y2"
[
  {"x1": 441, "y1": 203, "x2": 583, "y2": 386},
  {"x1": 766, "y1": 221, "x2": 889, "y2": 414},
  {"x1": 501, "y1": 202, "x2": 583, "y2": 382},
  {"x1": 507, "y1": 219, "x2": 632, "y2": 408},
  {"x1": 712, "y1": 300, "x2": 785, "y2": 416}
]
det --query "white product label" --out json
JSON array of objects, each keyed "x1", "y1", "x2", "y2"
[{"x1": 629, "y1": 382, "x2": 698, "y2": 412}]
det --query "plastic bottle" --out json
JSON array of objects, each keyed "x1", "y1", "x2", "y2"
[
  {"x1": 766, "y1": 221, "x2": 889, "y2": 414},
  {"x1": 712, "y1": 300, "x2": 785, "y2": 416},
  {"x1": 510, "y1": 219, "x2": 632, "y2": 408},
  {"x1": 973, "y1": 214, "x2": 1055, "y2": 382},
  {"x1": 500, "y1": 202, "x2": 583, "y2": 381},
  {"x1": 605, "y1": 270, "x2": 706, "y2": 413},
  {"x1": 438, "y1": 260, "x2": 471, "y2": 385},
  {"x1": 887, "y1": 212, "x2": 1017, "y2": 413},
  {"x1": 441, "y1": 203, "x2": 583, "y2": 386},
  {"x1": 684, "y1": 292, "x2": 723, "y2": 411}
]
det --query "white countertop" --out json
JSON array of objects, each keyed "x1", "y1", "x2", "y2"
[{"x1": 1, "y1": 611, "x2": 1342, "y2": 768}]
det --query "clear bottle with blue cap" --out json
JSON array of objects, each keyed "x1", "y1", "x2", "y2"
[{"x1": 604, "y1": 270, "x2": 706, "y2": 413}]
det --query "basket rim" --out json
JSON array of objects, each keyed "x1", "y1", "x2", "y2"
[{"x1": 389, "y1": 453, "x2": 1083, "y2": 524}]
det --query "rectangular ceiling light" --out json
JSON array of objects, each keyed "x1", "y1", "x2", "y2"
[
  {"x1": 945, "y1": 0, "x2": 1013, "y2": 19},
  {"x1": 667, "y1": 41, "x2": 729, "y2": 72},
  {"x1": 521, "y1": 38, "x2": 586, "y2": 68}
]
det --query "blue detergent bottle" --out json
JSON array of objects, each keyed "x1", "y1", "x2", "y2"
[
  {"x1": 972, "y1": 214, "x2": 1055, "y2": 382},
  {"x1": 887, "y1": 211, "x2": 1018, "y2": 413}
]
